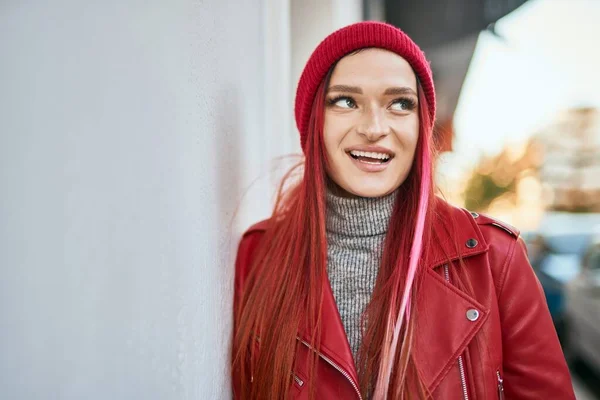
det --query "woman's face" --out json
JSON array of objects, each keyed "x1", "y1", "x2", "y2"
[{"x1": 323, "y1": 48, "x2": 419, "y2": 198}]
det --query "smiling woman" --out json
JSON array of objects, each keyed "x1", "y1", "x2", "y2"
[
  {"x1": 231, "y1": 21, "x2": 575, "y2": 400},
  {"x1": 323, "y1": 48, "x2": 420, "y2": 198}
]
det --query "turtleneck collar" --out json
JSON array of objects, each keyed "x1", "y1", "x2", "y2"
[{"x1": 325, "y1": 189, "x2": 397, "y2": 237}]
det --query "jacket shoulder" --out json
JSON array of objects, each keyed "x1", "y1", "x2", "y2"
[
  {"x1": 470, "y1": 211, "x2": 520, "y2": 239},
  {"x1": 235, "y1": 219, "x2": 271, "y2": 286},
  {"x1": 242, "y1": 218, "x2": 270, "y2": 238},
  {"x1": 237, "y1": 218, "x2": 271, "y2": 266},
  {"x1": 467, "y1": 211, "x2": 529, "y2": 299},
  {"x1": 432, "y1": 198, "x2": 519, "y2": 240}
]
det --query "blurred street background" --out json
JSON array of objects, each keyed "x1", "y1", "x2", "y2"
[{"x1": 1, "y1": 0, "x2": 599, "y2": 398}]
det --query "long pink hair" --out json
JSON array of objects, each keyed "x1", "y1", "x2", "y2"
[{"x1": 233, "y1": 63, "x2": 436, "y2": 399}]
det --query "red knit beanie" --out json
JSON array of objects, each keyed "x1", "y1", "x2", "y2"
[{"x1": 294, "y1": 21, "x2": 436, "y2": 151}]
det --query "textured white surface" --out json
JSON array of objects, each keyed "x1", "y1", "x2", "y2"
[{"x1": 0, "y1": 1, "x2": 270, "y2": 398}]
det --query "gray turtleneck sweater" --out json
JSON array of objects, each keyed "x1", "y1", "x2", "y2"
[{"x1": 325, "y1": 190, "x2": 396, "y2": 362}]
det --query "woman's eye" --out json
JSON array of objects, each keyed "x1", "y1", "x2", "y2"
[
  {"x1": 332, "y1": 97, "x2": 356, "y2": 109},
  {"x1": 390, "y1": 98, "x2": 415, "y2": 112}
]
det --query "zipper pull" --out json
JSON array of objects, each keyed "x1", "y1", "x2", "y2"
[
  {"x1": 293, "y1": 373, "x2": 304, "y2": 387},
  {"x1": 497, "y1": 371, "x2": 504, "y2": 400}
]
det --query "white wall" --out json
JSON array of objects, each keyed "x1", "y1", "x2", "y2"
[
  {"x1": 261, "y1": 0, "x2": 297, "y2": 181},
  {"x1": 0, "y1": 1, "x2": 363, "y2": 398},
  {"x1": 0, "y1": 1, "x2": 274, "y2": 398}
]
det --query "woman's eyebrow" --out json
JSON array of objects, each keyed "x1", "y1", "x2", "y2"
[
  {"x1": 383, "y1": 87, "x2": 417, "y2": 96},
  {"x1": 326, "y1": 85, "x2": 417, "y2": 97},
  {"x1": 327, "y1": 85, "x2": 362, "y2": 94}
]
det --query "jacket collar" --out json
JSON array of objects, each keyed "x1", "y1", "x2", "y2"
[{"x1": 297, "y1": 198, "x2": 490, "y2": 392}]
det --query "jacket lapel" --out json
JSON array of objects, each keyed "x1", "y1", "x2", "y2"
[
  {"x1": 414, "y1": 202, "x2": 491, "y2": 392},
  {"x1": 297, "y1": 275, "x2": 360, "y2": 386},
  {"x1": 413, "y1": 268, "x2": 488, "y2": 392}
]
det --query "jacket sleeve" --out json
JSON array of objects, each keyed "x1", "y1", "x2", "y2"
[{"x1": 497, "y1": 236, "x2": 576, "y2": 399}]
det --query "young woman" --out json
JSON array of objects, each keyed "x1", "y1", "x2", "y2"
[{"x1": 232, "y1": 21, "x2": 575, "y2": 399}]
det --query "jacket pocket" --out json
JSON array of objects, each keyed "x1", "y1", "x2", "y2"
[{"x1": 290, "y1": 370, "x2": 306, "y2": 398}]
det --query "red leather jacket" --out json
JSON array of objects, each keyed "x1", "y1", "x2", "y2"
[{"x1": 233, "y1": 199, "x2": 575, "y2": 399}]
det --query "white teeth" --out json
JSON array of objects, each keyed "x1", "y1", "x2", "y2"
[{"x1": 349, "y1": 150, "x2": 391, "y2": 160}]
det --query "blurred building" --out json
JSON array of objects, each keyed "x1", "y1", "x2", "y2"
[{"x1": 534, "y1": 107, "x2": 600, "y2": 212}]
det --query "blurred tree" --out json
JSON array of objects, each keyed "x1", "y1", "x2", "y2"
[
  {"x1": 463, "y1": 170, "x2": 513, "y2": 212},
  {"x1": 463, "y1": 157, "x2": 517, "y2": 211},
  {"x1": 462, "y1": 140, "x2": 540, "y2": 212}
]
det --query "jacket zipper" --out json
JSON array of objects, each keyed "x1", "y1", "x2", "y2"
[
  {"x1": 253, "y1": 335, "x2": 305, "y2": 389},
  {"x1": 293, "y1": 373, "x2": 304, "y2": 387},
  {"x1": 497, "y1": 370, "x2": 504, "y2": 400},
  {"x1": 250, "y1": 335, "x2": 304, "y2": 387},
  {"x1": 297, "y1": 337, "x2": 363, "y2": 400},
  {"x1": 444, "y1": 264, "x2": 469, "y2": 400}
]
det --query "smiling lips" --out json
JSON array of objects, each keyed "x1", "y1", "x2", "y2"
[{"x1": 347, "y1": 147, "x2": 394, "y2": 172}]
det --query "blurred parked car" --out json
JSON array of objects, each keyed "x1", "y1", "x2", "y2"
[
  {"x1": 564, "y1": 231, "x2": 600, "y2": 373},
  {"x1": 523, "y1": 212, "x2": 600, "y2": 342},
  {"x1": 526, "y1": 232, "x2": 590, "y2": 341}
]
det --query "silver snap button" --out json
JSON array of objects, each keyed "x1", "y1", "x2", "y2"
[
  {"x1": 470, "y1": 211, "x2": 479, "y2": 218},
  {"x1": 466, "y1": 238, "x2": 478, "y2": 248},
  {"x1": 466, "y1": 309, "x2": 480, "y2": 321}
]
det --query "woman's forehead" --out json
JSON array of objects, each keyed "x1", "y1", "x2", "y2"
[{"x1": 329, "y1": 48, "x2": 417, "y2": 90}]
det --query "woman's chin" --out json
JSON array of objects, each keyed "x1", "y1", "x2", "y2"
[{"x1": 342, "y1": 182, "x2": 399, "y2": 198}]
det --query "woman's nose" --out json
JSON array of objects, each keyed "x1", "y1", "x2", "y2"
[{"x1": 357, "y1": 108, "x2": 390, "y2": 141}]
